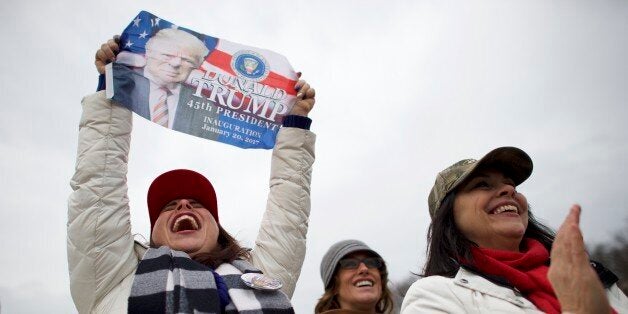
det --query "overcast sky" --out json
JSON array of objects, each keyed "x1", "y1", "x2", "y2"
[{"x1": 1, "y1": 0, "x2": 627, "y2": 312}]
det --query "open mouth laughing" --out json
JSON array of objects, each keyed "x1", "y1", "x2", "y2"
[
  {"x1": 489, "y1": 204, "x2": 519, "y2": 215},
  {"x1": 355, "y1": 280, "x2": 374, "y2": 288},
  {"x1": 170, "y1": 212, "x2": 201, "y2": 233}
]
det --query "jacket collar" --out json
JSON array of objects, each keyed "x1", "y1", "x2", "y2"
[{"x1": 454, "y1": 267, "x2": 537, "y2": 310}]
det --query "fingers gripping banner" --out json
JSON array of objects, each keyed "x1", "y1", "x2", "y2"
[{"x1": 106, "y1": 11, "x2": 298, "y2": 149}]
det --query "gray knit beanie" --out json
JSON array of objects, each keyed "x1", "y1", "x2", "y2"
[{"x1": 320, "y1": 239, "x2": 383, "y2": 288}]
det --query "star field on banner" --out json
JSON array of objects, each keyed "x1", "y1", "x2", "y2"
[{"x1": 105, "y1": 11, "x2": 298, "y2": 149}]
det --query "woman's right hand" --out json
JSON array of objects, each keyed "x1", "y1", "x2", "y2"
[
  {"x1": 548, "y1": 205, "x2": 611, "y2": 314},
  {"x1": 95, "y1": 35, "x2": 121, "y2": 74}
]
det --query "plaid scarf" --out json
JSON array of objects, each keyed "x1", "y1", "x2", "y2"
[{"x1": 129, "y1": 246, "x2": 294, "y2": 314}]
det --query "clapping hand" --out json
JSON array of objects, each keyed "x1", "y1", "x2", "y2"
[{"x1": 548, "y1": 205, "x2": 611, "y2": 314}]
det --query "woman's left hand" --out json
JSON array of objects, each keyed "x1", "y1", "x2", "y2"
[
  {"x1": 291, "y1": 73, "x2": 315, "y2": 117},
  {"x1": 548, "y1": 205, "x2": 611, "y2": 314}
]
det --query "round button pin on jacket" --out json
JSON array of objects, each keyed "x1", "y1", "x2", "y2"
[{"x1": 240, "y1": 273, "x2": 283, "y2": 291}]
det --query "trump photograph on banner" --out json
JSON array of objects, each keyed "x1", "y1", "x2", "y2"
[{"x1": 107, "y1": 11, "x2": 299, "y2": 149}]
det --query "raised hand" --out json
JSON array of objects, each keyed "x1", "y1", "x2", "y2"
[
  {"x1": 94, "y1": 35, "x2": 121, "y2": 74},
  {"x1": 291, "y1": 73, "x2": 315, "y2": 117},
  {"x1": 548, "y1": 205, "x2": 611, "y2": 314}
]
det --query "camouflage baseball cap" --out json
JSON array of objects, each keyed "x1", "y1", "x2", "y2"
[{"x1": 428, "y1": 147, "x2": 533, "y2": 219}]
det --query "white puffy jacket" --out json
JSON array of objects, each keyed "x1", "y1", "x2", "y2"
[
  {"x1": 67, "y1": 91, "x2": 316, "y2": 313},
  {"x1": 401, "y1": 267, "x2": 628, "y2": 313}
]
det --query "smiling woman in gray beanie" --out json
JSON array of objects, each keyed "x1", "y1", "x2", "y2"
[{"x1": 315, "y1": 240, "x2": 394, "y2": 314}]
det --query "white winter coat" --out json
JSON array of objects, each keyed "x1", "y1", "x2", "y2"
[
  {"x1": 67, "y1": 91, "x2": 316, "y2": 313},
  {"x1": 401, "y1": 267, "x2": 628, "y2": 313}
]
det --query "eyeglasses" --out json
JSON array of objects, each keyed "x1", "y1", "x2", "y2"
[{"x1": 338, "y1": 257, "x2": 384, "y2": 270}]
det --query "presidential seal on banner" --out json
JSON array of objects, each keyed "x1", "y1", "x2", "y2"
[{"x1": 231, "y1": 50, "x2": 270, "y2": 81}]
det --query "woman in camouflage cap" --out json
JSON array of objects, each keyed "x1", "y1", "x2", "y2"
[{"x1": 401, "y1": 147, "x2": 627, "y2": 313}]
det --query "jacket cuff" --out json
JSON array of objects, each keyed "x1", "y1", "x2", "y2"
[
  {"x1": 96, "y1": 74, "x2": 106, "y2": 91},
  {"x1": 591, "y1": 260, "x2": 619, "y2": 288},
  {"x1": 282, "y1": 115, "x2": 312, "y2": 130}
]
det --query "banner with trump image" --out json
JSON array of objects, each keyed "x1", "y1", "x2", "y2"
[{"x1": 106, "y1": 11, "x2": 299, "y2": 149}]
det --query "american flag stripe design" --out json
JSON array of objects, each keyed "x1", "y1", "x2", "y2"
[{"x1": 201, "y1": 39, "x2": 298, "y2": 96}]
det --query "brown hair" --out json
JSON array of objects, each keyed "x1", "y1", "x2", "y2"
[
  {"x1": 192, "y1": 224, "x2": 250, "y2": 269},
  {"x1": 314, "y1": 263, "x2": 394, "y2": 313},
  {"x1": 150, "y1": 224, "x2": 250, "y2": 269}
]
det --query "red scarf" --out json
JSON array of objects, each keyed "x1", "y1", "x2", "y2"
[
  {"x1": 468, "y1": 239, "x2": 616, "y2": 314},
  {"x1": 468, "y1": 238, "x2": 560, "y2": 313}
]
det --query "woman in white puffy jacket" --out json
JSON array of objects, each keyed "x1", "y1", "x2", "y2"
[
  {"x1": 67, "y1": 38, "x2": 316, "y2": 314},
  {"x1": 402, "y1": 147, "x2": 628, "y2": 313}
]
